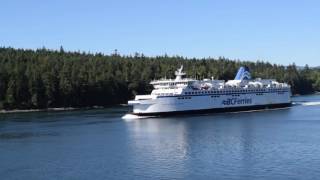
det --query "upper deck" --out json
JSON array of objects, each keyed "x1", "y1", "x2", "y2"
[{"x1": 147, "y1": 65, "x2": 291, "y2": 97}]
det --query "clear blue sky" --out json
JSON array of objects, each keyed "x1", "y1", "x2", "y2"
[{"x1": 1, "y1": 0, "x2": 319, "y2": 66}]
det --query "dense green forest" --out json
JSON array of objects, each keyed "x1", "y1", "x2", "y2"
[{"x1": 0, "y1": 47, "x2": 320, "y2": 110}]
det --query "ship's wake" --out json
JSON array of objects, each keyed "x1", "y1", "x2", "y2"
[
  {"x1": 293, "y1": 101, "x2": 320, "y2": 106},
  {"x1": 121, "y1": 114, "x2": 152, "y2": 121}
]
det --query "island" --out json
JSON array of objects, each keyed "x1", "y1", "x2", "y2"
[{"x1": 0, "y1": 47, "x2": 319, "y2": 111}]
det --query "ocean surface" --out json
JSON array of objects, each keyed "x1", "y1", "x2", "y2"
[{"x1": 1, "y1": 95, "x2": 320, "y2": 180}]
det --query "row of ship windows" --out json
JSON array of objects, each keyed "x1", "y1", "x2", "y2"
[
  {"x1": 156, "y1": 93, "x2": 174, "y2": 96},
  {"x1": 155, "y1": 87, "x2": 179, "y2": 90},
  {"x1": 255, "y1": 92, "x2": 285, "y2": 95},
  {"x1": 177, "y1": 96, "x2": 192, "y2": 100},
  {"x1": 177, "y1": 92, "x2": 285, "y2": 99},
  {"x1": 158, "y1": 92, "x2": 286, "y2": 97},
  {"x1": 158, "y1": 82, "x2": 189, "y2": 86},
  {"x1": 184, "y1": 90, "x2": 287, "y2": 95}
]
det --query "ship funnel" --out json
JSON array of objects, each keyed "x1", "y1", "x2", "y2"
[{"x1": 234, "y1": 66, "x2": 251, "y2": 80}]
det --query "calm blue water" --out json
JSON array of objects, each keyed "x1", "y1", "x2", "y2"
[{"x1": 1, "y1": 95, "x2": 320, "y2": 180}]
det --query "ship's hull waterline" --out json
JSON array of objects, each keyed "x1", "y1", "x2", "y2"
[{"x1": 131, "y1": 103, "x2": 292, "y2": 116}]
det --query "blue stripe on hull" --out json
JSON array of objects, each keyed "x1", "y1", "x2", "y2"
[{"x1": 132, "y1": 103, "x2": 292, "y2": 117}]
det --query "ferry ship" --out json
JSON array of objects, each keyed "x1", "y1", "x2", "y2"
[{"x1": 127, "y1": 66, "x2": 291, "y2": 116}]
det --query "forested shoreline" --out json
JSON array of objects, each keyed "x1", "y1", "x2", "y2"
[{"x1": 0, "y1": 47, "x2": 319, "y2": 110}]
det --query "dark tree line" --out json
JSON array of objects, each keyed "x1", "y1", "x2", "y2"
[{"x1": 0, "y1": 47, "x2": 319, "y2": 110}]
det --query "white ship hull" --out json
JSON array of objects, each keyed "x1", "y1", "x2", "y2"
[
  {"x1": 127, "y1": 66, "x2": 292, "y2": 116},
  {"x1": 129, "y1": 90, "x2": 291, "y2": 116}
]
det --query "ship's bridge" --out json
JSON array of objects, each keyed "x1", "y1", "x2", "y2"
[
  {"x1": 150, "y1": 79, "x2": 195, "y2": 89},
  {"x1": 150, "y1": 65, "x2": 197, "y2": 96},
  {"x1": 150, "y1": 79, "x2": 196, "y2": 96},
  {"x1": 150, "y1": 65, "x2": 196, "y2": 89}
]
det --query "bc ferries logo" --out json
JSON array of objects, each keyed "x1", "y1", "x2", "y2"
[{"x1": 222, "y1": 98, "x2": 252, "y2": 105}]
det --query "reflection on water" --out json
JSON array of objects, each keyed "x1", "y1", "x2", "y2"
[
  {"x1": 0, "y1": 95, "x2": 320, "y2": 179},
  {"x1": 125, "y1": 118, "x2": 189, "y2": 179}
]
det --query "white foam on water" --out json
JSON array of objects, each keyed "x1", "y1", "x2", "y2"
[
  {"x1": 121, "y1": 114, "x2": 152, "y2": 121},
  {"x1": 122, "y1": 114, "x2": 139, "y2": 120},
  {"x1": 300, "y1": 101, "x2": 320, "y2": 106}
]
